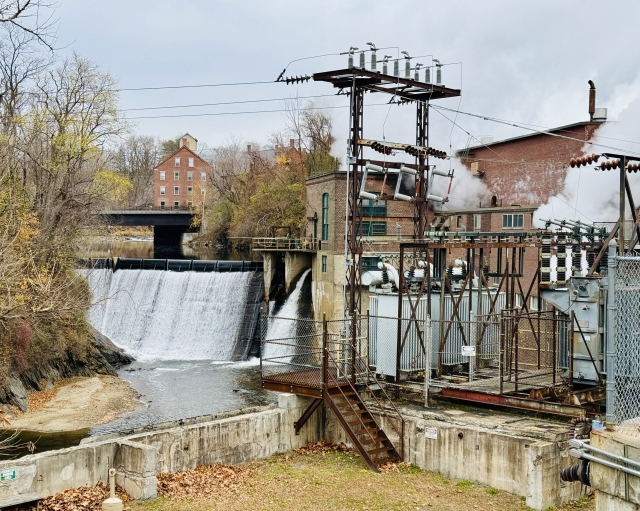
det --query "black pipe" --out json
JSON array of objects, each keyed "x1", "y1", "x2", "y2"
[{"x1": 560, "y1": 459, "x2": 590, "y2": 486}]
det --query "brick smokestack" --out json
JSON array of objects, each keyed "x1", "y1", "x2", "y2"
[{"x1": 588, "y1": 80, "x2": 596, "y2": 122}]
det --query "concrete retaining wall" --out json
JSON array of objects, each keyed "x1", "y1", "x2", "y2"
[
  {"x1": 0, "y1": 440, "x2": 157, "y2": 507},
  {"x1": 323, "y1": 402, "x2": 581, "y2": 511},
  {"x1": 121, "y1": 396, "x2": 322, "y2": 473},
  {"x1": 590, "y1": 430, "x2": 640, "y2": 511},
  {"x1": 0, "y1": 395, "x2": 583, "y2": 510}
]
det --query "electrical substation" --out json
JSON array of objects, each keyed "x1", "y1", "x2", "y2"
[{"x1": 260, "y1": 45, "x2": 640, "y2": 505}]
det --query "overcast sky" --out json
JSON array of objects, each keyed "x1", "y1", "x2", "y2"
[{"x1": 54, "y1": 0, "x2": 640, "y2": 158}]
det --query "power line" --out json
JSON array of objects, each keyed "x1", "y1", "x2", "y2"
[
  {"x1": 430, "y1": 104, "x2": 640, "y2": 158},
  {"x1": 125, "y1": 101, "x2": 391, "y2": 120},
  {"x1": 117, "y1": 79, "x2": 277, "y2": 92},
  {"x1": 121, "y1": 94, "x2": 338, "y2": 112}
]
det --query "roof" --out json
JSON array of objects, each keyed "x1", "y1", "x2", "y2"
[
  {"x1": 155, "y1": 144, "x2": 211, "y2": 170},
  {"x1": 435, "y1": 205, "x2": 538, "y2": 216},
  {"x1": 456, "y1": 120, "x2": 605, "y2": 154}
]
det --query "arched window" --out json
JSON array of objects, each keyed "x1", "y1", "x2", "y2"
[{"x1": 322, "y1": 193, "x2": 329, "y2": 241}]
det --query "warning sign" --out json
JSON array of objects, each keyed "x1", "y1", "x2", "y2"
[{"x1": 424, "y1": 427, "x2": 438, "y2": 440}]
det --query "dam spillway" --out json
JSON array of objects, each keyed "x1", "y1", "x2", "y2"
[{"x1": 82, "y1": 268, "x2": 263, "y2": 361}]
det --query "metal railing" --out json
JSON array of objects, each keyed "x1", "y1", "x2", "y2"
[
  {"x1": 261, "y1": 314, "x2": 404, "y2": 450},
  {"x1": 500, "y1": 309, "x2": 569, "y2": 394},
  {"x1": 252, "y1": 237, "x2": 319, "y2": 251}
]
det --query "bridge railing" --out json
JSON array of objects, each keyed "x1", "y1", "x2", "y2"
[
  {"x1": 252, "y1": 237, "x2": 319, "y2": 251},
  {"x1": 102, "y1": 205, "x2": 194, "y2": 213}
]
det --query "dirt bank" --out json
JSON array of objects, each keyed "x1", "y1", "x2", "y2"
[{"x1": 8, "y1": 376, "x2": 139, "y2": 432}]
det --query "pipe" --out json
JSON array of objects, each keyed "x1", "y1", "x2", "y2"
[
  {"x1": 569, "y1": 439, "x2": 640, "y2": 470},
  {"x1": 588, "y1": 80, "x2": 596, "y2": 122},
  {"x1": 570, "y1": 448, "x2": 640, "y2": 479},
  {"x1": 606, "y1": 239, "x2": 617, "y2": 425},
  {"x1": 362, "y1": 271, "x2": 383, "y2": 286},
  {"x1": 377, "y1": 262, "x2": 399, "y2": 286}
]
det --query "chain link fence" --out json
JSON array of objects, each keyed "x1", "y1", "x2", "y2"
[
  {"x1": 613, "y1": 256, "x2": 640, "y2": 436},
  {"x1": 260, "y1": 316, "x2": 323, "y2": 389}
]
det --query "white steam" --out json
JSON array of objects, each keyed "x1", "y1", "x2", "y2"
[
  {"x1": 431, "y1": 157, "x2": 492, "y2": 211},
  {"x1": 535, "y1": 86, "x2": 640, "y2": 227}
]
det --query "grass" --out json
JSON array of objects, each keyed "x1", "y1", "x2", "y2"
[{"x1": 128, "y1": 449, "x2": 595, "y2": 511}]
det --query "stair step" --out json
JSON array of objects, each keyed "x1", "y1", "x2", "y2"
[
  {"x1": 342, "y1": 409, "x2": 369, "y2": 417},
  {"x1": 367, "y1": 446, "x2": 395, "y2": 455},
  {"x1": 347, "y1": 418, "x2": 375, "y2": 427},
  {"x1": 350, "y1": 426, "x2": 380, "y2": 436}
]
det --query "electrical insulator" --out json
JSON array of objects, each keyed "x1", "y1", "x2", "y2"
[
  {"x1": 425, "y1": 67, "x2": 431, "y2": 84},
  {"x1": 371, "y1": 52, "x2": 377, "y2": 71},
  {"x1": 394, "y1": 192, "x2": 413, "y2": 202},
  {"x1": 359, "y1": 51, "x2": 365, "y2": 69},
  {"x1": 540, "y1": 233, "x2": 552, "y2": 284},
  {"x1": 394, "y1": 60, "x2": 399, "y2": 77},
  {"x1": 415, "y1": 69, "x2": 420, "y2": 81},
  {"x1": 436, "y1": 66, "x2": 442, "y2": 85},
  {"x1": 359, "y1": 191, "x2": 377, "y2": 200},
  {"x1": 399, "y1": 165, "x2": 417, "y2": 176},
  {"x1": 405, "y1": 60, "x2": 411, "y2": 78},
  {"x1": 348, "y1": 53, "x2": 354, "y2": 68},
  {"x1": 382, "y1": 61, "x2": 388, "y2": 74},
  {"x1": 556, "y1": 234, "x2": 567, "y2": 285}
]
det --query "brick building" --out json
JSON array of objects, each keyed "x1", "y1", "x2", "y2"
[
  {"x1": 153, "y1": 134, "x2": 212, "y2": 210},
  {"x1": 305, "y1": 171, "x2": 416, "y2": 318},
  {"x1": 458, "y1": 119, "x2": 605, "y2": 207}
]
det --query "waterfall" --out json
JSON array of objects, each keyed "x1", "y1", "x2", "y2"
[
  {"x1": 81, "y1": 269, "x2": 263, "y2": 361},
  {"x1": 263, "y1": 269, "x2": 311, "y2": 360}
]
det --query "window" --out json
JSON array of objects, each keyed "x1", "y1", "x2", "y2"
[
  {"x1": 456, "y1": 216, "x2": 463, "y2": 229},
  {"x1": 360, "y1": 199, "x2": 387, "y2": 217},
  {"x1": 530, "y1": 296, "x2": 539, "y2": 311},
  {"x1": 362, "y1": 256, "x2": 381, "y2": 272},
  {"x1": 174, "y1": 186, "x2": 179, "y2": 195},
  {"x1": 159, "y1": 171, "x2": 166, "y2": 181},
  {"x1": 474, "y1": 214, "x2": 481, "y2": 230},
  {"x1": 188, "y1": 157, "x2": 194, "y2": 167},
  {"x1": 159, "y1": 186, "x2": 166, "y2": 195},
  {"x1": 173, "y1": 201, "x2": 180, "y2": 209},
  {"x1": 174, "y1": 171, "x2": 180, "y2": 180},
  {"x1": 321, "y1": 193, "x2": 329, "y2": 241},
  {"x1": 201, "y1": 172, "x2": 207, "y2": 182},
  {"x1": 321, "y1": 255, "x2": 327, "y2": 273},
  {"x1": 502, "y1": 213, "x2": 524, "y2": 229},
  {"x1": 175, "y1": 157, "x2": 180, "y2": 167},
  {"x1": 187, "y1": 186, "x2": 193, "y2": 195},
  {"x1": 360, "y1": 221, "x2": 387, "y2": 236},
  {"x1": 187, "y1": 171, "x2": 193, "y2": 181},
  {"x1": 160, "y1": 201, "x2": 165, "y2": 209}
]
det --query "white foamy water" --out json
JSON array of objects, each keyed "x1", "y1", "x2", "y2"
[
  {"x1": 81, "y1": 269, "x2": 257, "y2": 361},
  {"x1": 263, "y1": 268, "x2": 311, "y2": 360}
]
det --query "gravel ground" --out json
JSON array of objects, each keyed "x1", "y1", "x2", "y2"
[{"x1": 8, "y1": 376, "x2": 139, "y2": 432}]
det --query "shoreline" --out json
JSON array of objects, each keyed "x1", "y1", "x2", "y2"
[{"x1": 7, "y1": 375, "x2": 140, "y2": 433}]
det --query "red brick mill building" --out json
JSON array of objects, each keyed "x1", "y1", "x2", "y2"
[{"x1": 153, "y1": 134, "x2": 212, "y2": 210}]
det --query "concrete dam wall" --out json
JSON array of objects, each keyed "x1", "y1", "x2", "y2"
[{"x1": 81, "y1": 268, "x2": 264, "y2": 361}]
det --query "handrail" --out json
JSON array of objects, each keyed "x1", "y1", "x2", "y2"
[
  {"x1": 344, "y1": 347, "x2": 405, "y2": 445},
  {"x1": 325, "y1": 345, "x2": 404, "y2": 449}
]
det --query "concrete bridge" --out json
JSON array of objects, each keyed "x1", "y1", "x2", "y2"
[{"x1": 100, "y1": 208, "x2": 196, "y2": 245}]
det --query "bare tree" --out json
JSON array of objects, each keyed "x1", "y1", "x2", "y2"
[
  {"x1": 110, "y1": 135, "x2": 161, "y2": 208},
  {"x1": 18, "y1": 53, "x2": 128, "y2": 243},
  {"x1": 0, "y1": 0, "x2": 58, "y2": 49}
]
